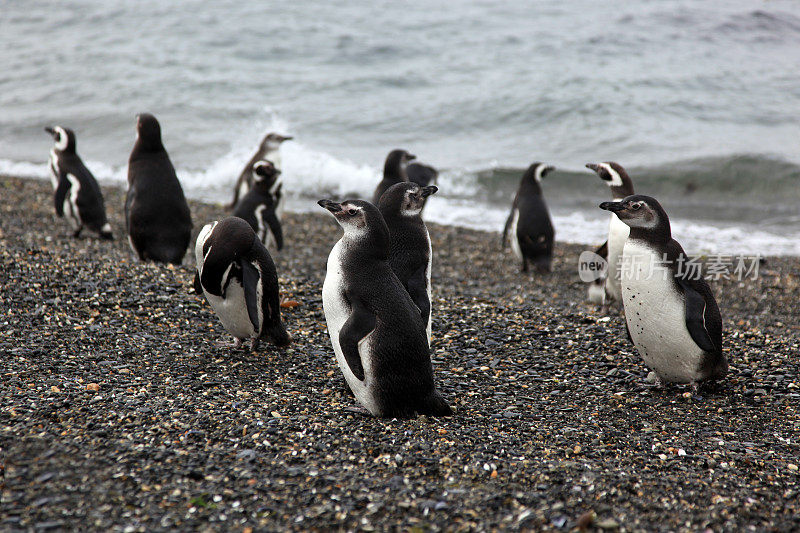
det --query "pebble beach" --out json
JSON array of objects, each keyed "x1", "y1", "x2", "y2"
[{"x1": 2, "y1": 175, "x2": 799, "y2": 531}]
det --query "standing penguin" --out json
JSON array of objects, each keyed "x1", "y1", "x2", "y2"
[
  {"x1": 318, "y1": 198, "x2": 451, "y2": 418},
  {"x1": 45, "y1": 126, "x2": 112, "y2": 239},
  {"x1": 586, "y1": 162, "x2": 635, "y2": 309},
  {"x1": 371, "y1": 149, "x2": 415, "y2": 204},
  {"x1": 502, "y1": 162, "x2": 556, "y2": 272},
  {"x1": 377, "y1": 182, "x2": 438, "y2": 343},
  {"x1": 125, "y1": 113, "x2": 193, "y2": 264},
  {"x1": 599, "y1": 195, "x2": 727, "y2": 391},
  {"x1": 229, "y1": 132, "x2": 292, "y2": 209},
  {"x1": 232, "y1": 160, "x2": 284, "y2": 252},
  {"x1": 194, "y1": 217, "x2": 290, "y2": 350}
]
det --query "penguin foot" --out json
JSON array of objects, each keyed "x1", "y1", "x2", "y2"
[
  {"x1": 218, "y1": 337, "x2": 244, "y2": 350},
  {"x1": 344, "y1": 405, "x2": 372, "y2": 417},
  {"x1": 690, "y1": 382, "x2": 703, "y2": 400}
]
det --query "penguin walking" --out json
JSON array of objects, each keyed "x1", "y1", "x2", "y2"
[
  {"x1": 45, "y1": 126, "x2": 112, "y2": 239},
  {"x1": 229, "y1": 132, "x2": 292, "y2": 209},
  {"x1": 125, "y1": 113, "x2": 193, "y2": 264},
  {"x1": 599, "y1": 195, "x2": 727, "y2": 391},
  {"x1": 502, "y1": 162, "x2": 555, "y2": 272},
  {"x1": 232, "y1": 160, "x2": 284, "y2": 252},
  {"x1": 377, "y1": 182, "x2": 438, "y2": 343},
  {"x1": 586, "y1": 162, "x2": 635, "y2": 309},
  {"x1": 318, "y1": 198, "x2": 451, "y2": 418},
  {"x1": 371, "y1": 149, "x2": 415, "y2": 204},
  {"x1": 194, "y1": 217, "x2": 291, "y2": 350}
]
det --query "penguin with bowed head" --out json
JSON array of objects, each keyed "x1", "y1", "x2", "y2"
[
  {"x1": 318, "y1": 198, "x2": 452, "y2": 418},
  {"x1": 371, "y1": 149, "x2": 415, "y2": 204},
  {"x1": 586, "y1": 162, "x2": 635, "y2": 310},
  {"x1": 599, "y1": 195, "x2": 727, "y2": 392},
  {"x1": 229, "y1": 132, "x2": 292, "y2": 209},
  {"x1": 194, "y1": 217, "x2": 291, "y2": 351},
  {"x1": 125, "y1": 113, "x2": 193, "y2": 264},
  {"x1": 377, "y1": 182, "x2": 438, "y2": 343},
  {"x1": 45, "y1": 126, "x2": 113, "y2": 239},
  {"x1": 232, "y1": 160, "x2": 284, "y2": 252},
  {"x1": 502, "y1": 162, "x2": 556, "y2": 272}
]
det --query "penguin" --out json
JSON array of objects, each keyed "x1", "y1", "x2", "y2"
[
  {"x1": 194, "y1": 217, "x2": 291, "y2": 350},
  {"x1": 502, "y1": 162, "x2": 555, "y2": 272},
  {"x1": 371, "y1": 149, "x2": 415, "y2": 204},
  {"x1": 229, "y1": 132, "x2": 292, "y2": 209},
  {"x1": 232, "y1": 160, "x2": 284, "y2": 252},
  {"x1": 599, "y1": 195, "x2": 727, "y2": 391},
  {"x1": 125, "y1": 113, "x2": 193, "y2": 265},
  {"x1": 586, "y1": 162, "x2": 635, "y2": 309},
  {"x1": 318, "y1": 198, "x2": 451, "y2": 418},
  {"x1": 45, "y1": 126, "x2": 112, "y2": 239},
  {"x1": 377, "y1": 182, "x2": 438, "y2": 343}
]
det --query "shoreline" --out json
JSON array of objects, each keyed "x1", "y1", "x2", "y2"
[{"x1": 1, "y1": 175, "x2": 798, "y2": 531}]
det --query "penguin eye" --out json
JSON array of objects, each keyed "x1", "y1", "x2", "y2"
[
  {"x1": 347, "y1": 208, "x2": 357, "y2": 216},
  {"x1": 630, "y1": 202, "x2": 642, "y2": 211}
]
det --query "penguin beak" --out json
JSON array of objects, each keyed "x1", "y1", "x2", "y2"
[
  {"x1": 420, "y1": 185, "x2": 438, "y2": 198},
  {"x1": 585, "y1": 163, "x2": 600, "y2": 173},
  {"x1": 543, "y1": 165, "x2": 555, "y2": 177},
  {"x1": 318, "y1": 199, "x2": 342, "y2": 214},
  {"x1": 599, "y1": 201, "x2": 626, "y2": 213},
  {"x1": 279, "y1": 135, "x2": 293, "y2": 142},
  {"x1": 44, "y1": 127, "x2": 56, "y2": 137},
  {"x1": 406, "y1": 153, "x2": 417, "y2": 161},
  {"x1": 274, "y1": 169, "x2": 282, "y2": 176}
]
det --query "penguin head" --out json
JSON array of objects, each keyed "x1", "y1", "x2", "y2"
[
  {"x1": 524, "y1": 162, "x2": 555, "y2": 183},
  {"x1": 260, "y1": 132, "x2": 293, "y2": 151},
  {"x1": 599, "y1": 195, "x2": 670, "y2": 234},
  {"x1": 586, "y1": 162, "x2": 634, "y2": 198},
  {"x1": 45, "y1": 126, "x2": 76, "y2": 153},
  {"x1": 378, "y1": 182, "x2": 438, "y2": 217},
  {"x1": 318, "y1": 199, "x2": 390, "y2": 254},
  {"x1": 195, "y1": 217, "x2": 257, "y2": 296},
  {"x1": 134, "y1": 113, "x2": 164, "y2": 152},
  {"x1": 252, "y1": 160, "x2": 280, "y2": 185},
  {"x1": 384, "y1": 149, "x2": 416, "y2": 179}
]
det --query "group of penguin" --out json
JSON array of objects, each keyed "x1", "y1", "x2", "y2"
[{"x1": 45, "y1": 114, "x2": 727, "y2": 418}]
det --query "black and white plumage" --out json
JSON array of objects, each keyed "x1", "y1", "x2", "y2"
[
  {"x1": 599, "y1": 195, "x2": 727, "y2": 390},
  {"x1": 193, "y1": 217, "x2": 291, "y2": 350},
  {"x1": 502, "y1": 162, "x2": 555, "y2": 272},
  {"x1": 45, "y1": 126, "x2": 112, "y2": 239},
  {"x1": 125, "y1": 113, "x2": 193, "y2": 264},
  {"x1": 229, "y1": 132, "x2": 292, "y2": 209},
  {"x1": 371, "y1": 149, "x2": 416, "y2": 204},
  {"x1": 377, "y1": 182, "x2": 438, "y2": 343},
  {"x1": 586, "y1": 162, "x2": 635, "y2": 309},
  {"x1": 318, "y1": 198, "x2": 451, "y2": 418},
  {"x1": 232, "y1": 160, "x2": 284, "y2": 252}
]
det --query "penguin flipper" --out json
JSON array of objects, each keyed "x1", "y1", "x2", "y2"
[
  {"x1": 501, "y1": 211, "x2": 513, "y2": 249},
  {"x1": 53, "y1": 175, "x2": 70, "y2": 217},
  {"x1": 338, "y1": 296, "x2": 375, "y2": 381},
  {"x1": 262, "y1": 208, "x2": 284, "y2": 251},
  {"x1": 406, "y1": 264, "x2": 430, "y2": 326},
  {"x1": 676, "y1": 277, "x2": 718, "y2": 354},
  {"x1": 193, "y1": 270, "x2": 204, "y2": 295},
  {"x1": 240, "y1": 260, "x2": 262, "y2": 333}
]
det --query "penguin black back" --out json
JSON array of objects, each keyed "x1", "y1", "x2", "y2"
[
  {"x1": 371, "y1": 149, "x2": 415, "y2": 204},
  {"x1": 125, "y1": 113, "x2": 193, "y2": 264},
  {"x1": 503, "y1": 162, "x2": 555, "y2": 272}
]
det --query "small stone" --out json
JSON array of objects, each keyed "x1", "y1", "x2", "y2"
[
  {"x1": 788, "y1": 464, "x2": 798, "y2": 471},
  {"x1": 596, "y1": 518, "x2": 620, "y2": 530},
  {"x1": 86, "y1": 383, "x2": 100, "y2": 392},
  {"x1": 576, "y1": 510, "x2": 595, "y2": 530}
]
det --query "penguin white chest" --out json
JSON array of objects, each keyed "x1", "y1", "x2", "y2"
[
  {"x1": 621, "y1": 241, "x2": 705, "y2": 383},
  {"x1": 509, "y1": 208, "x2": 522, "y2": 260},
  {"x1": 48, "y1": 151, "x2": 60, "y2": 189},
  {"x1": 321, "y1": 240, "x2": 379, "y2": 414},
  {"x1": 64, "y1": 174, "x2": 82, "y2": 230},
  {"x1": 204, "y1": 265, "x2": 258, "y2": 341},
  {"x1": 605, "y1": 212, "x2": 630, "y2": 303}
]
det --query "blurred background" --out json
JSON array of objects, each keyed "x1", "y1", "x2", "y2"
[{"x1": 1, "y1": 0, "x2": 799, "y2": 253}]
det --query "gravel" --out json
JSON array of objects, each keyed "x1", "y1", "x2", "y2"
[{"x1": 1, "y1": 175, "x2": 799, "y2": 531}]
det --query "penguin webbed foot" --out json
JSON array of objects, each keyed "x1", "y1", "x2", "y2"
[
  {"x1": 344, "y1": 405, "x2": 372, "y2": 417},
  {"x1": 217, "y1": 337, "x2": 244, "y2": 350},
  {"x1": 249, "y1": 337, "x2": 260, "y2": 352},
  {"x1": 690, "y1": 381, "x2": 703, "y2": 401}
]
